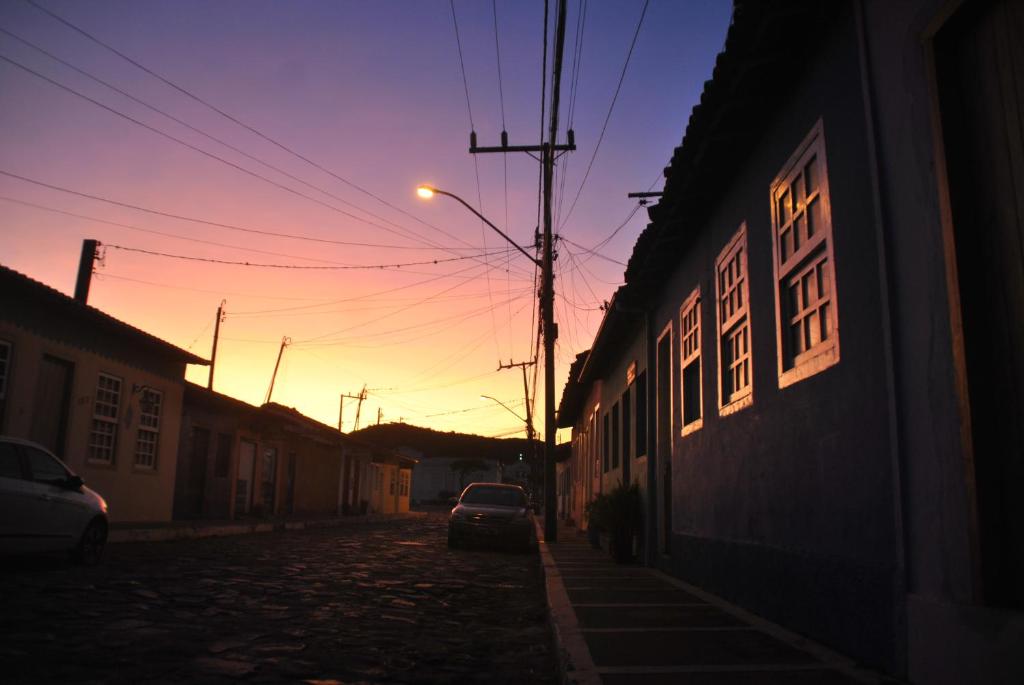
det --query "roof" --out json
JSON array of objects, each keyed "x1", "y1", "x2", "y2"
[
  {"x1": 0, "y1": 265, "x2": 208, "y2": 367},
  {"x1": 558, "y1": 0, "x2": 834, "y2": 422},
  {"x1": 556, "y1": 349, "x2": 591, "y2": 428}
]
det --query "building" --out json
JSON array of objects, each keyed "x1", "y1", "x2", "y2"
[
  {"x1": 557, "y1": 1, "x2": 1023, "y2": 682},
  {"x1": 0, "y1": 265, "x2": 206, "y2": 523},
  {"x1": 175, "y1": 384, "x2": 415, "y2": 519}
]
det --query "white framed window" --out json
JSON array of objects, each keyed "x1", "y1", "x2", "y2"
[
  {"x1": 771, "y1": 120, "x2": 840, "y2": 386},
  {"x1": 89, "y1": 373, "x2": 121, "y2": 463},
  {"x1": 716, "y1": 224, "x2": 753, "y2": 413},
  {"x1": 680, "y1": 288, "x2": 703, "y2": 434},
  {"x1": 134, "y1": 388, "x2": 162, "y2": 469}
]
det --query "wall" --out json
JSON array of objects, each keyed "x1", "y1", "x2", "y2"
[
  {"x1": 644, "y1": 6, "x2": 900, "y2": 670},
  {"x1": 0, "y1": 321, "x2": 184, "y2": 523}
]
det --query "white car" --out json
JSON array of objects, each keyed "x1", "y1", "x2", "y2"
[{"x1": 0, "y1": 436, "x2": 109, "y2": 564}]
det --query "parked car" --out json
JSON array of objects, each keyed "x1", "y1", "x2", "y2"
[
  {"x1": 0, "y1": 436, "x2": 109, "y2": 564},
  {"x1": 447, "y1": 482, "x2": 536, "y2": 552}
]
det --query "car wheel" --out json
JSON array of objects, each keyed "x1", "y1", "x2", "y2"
[{"x1": 75, "y1": 518, "x2": 107, "y2": 566}]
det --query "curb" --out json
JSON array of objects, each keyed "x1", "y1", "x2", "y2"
[
  {"x1": 109, "y1": 511, "x2": 427, "y2": 544},
  {"x1": 535, "y1": 521, "x2": 601, "y2": 685}
]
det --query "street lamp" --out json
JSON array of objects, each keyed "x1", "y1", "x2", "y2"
[
  {"x1": 479, "y1": 395, "x2": 528, "y2": 423},
  {"x1": 417, "y1": 183, "x2": 557, "y2": 543},
  {"x1": 416, "y1": 185, "x2": 540, "y2": 267}
]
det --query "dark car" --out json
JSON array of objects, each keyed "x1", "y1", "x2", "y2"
[{"x1": 447, "y1": 483, "x2": 535, "y2": 552}]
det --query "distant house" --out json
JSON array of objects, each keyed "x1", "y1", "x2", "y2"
[
  {"x1": 0, "y1": 265, "x2": 206, "y2": 523},
  {"x1": 557, "y1": 1, "x2": 1024, "y2": 682},
  {"x1": 174, "y1": 384, "x2": 415, "y2": 519},
  {"x1": 352, "y1": 422, "x2": 536, "y2": 502}
]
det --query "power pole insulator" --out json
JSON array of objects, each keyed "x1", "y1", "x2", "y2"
[{"x1": 501, "y1": 130, "x2": 508, "y2": 147}]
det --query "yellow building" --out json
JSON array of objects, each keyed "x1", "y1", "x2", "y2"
[{"x1": 0, "y1": 266, "x2": 206, "y2": 523}]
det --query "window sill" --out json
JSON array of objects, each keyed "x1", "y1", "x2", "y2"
[
  {"x1": 719, "y1": 393, "x2": 753, "y2": 417},
  {"x1": 681, "y1": 418, "x2": 703, "y2": 437},
  {"x1": 85, "y1": 459, "x2": 115, "y2": 469},
  {"x1": 779, "y1": 345, "x2": 839, "y2": 389}
]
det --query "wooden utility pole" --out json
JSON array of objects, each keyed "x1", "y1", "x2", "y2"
[
  {"x1": 208, "y1": 300, "x2": 226, "y2": 390},
  {"x1": 74, "y1": 238, "x2": 99, "y2": 303},
  {"x1": 498, "y1": 359, "x2": 537, "y2": 477},
  {"x1": 264, "y1": 336, "x2": 290, "y2": 404},
  {"x1": 468, "y1": 0, "x2": 570, "y2": 542},
  {"x1": 376, "y1": 407, "x2": 382, "y2": 425}
]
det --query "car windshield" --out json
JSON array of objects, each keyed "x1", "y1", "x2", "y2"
[{"x1": 461, "y1": 486, "x2": 526, "y2": 508}]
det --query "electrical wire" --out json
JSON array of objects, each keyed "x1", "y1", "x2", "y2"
[
  {"x1": 0, "y1": 172, "x2": 503, "y2": 252},
  {"x1": 558, "y1": 0, "x2": 650, "y2": 230},
  {"x1": 22, "y1": 0, "x2": 482, "y2": 252},
  {"x1": 102, "y1": 243, "x2": 514, "y2": 270}
]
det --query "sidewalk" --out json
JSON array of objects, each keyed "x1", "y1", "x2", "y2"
[
  {"x1": 108, "y1": 511, "x2": 427, "y2": 544},
  {"x1": 539, "y1": 520, "x2": 895, "y2": 685}
]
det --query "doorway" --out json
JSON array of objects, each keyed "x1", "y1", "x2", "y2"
[
  {"x1": 29, "y1": 355, "x2": 73, "y2": 458},
  {"x1": 935, "y1": 0, "x2": 1024, "y2": 607},
  {"x1": 235, "y1": 439, "x2": 256, "y2": 516}
]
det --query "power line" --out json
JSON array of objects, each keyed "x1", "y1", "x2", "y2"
[
  {"x1": 0, "y1": 171, "x2": 507, "y2": 253},
  {"x1": 21, "y1": 0, "x2": 478, "y2": 251},
  {"x1": 558, "y1": 236, "x2": 626, "y2": 266},
  {"x1": 102, "y1": 243, "x2": 514, "y2": 270},
  {"x1": 0, "y1": 25, "x2": 440, "y2": 248},
  {"x1": 0, "y1": 195, "x2": 376, "y2": 265},
  {"x1": 0, "y1": 52, "x2": 488, "y2": 257},
  {"x1": 558, "y1": 0, "x2": 650, "y2": 230}
]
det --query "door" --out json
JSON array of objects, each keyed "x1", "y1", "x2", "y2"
[
  {"x1": 261, "y1": 446, "x2": 277, "y2": 514},
  {"x1": 235, "y1": 440, "x2": 256, "y2": 516},
  {"x1": 29, "y1": 356, "x2": 73, "y2": 458},
  {"x1": 187, "y1": 427, "x2": 210, "y2": 519},
  {"x1": 936, "y1": 0, "x2": 1024, "y2": 607},
  {"x1": 285, "y1": 452, "x2": 296, "y2": 515},
  {"x1": 656, "y1": 329, "x2": 673, "y2": 554}
]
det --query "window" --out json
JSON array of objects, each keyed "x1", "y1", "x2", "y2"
[
  {"x1": 0, "y1": 340, "x2": 10, "y2": 428},
  {"x1": 621, "y1": 387, "x2": 631, "y2": 462},
  {"x1": 602, "y1": 413, "x2": 610, "y2": 473},
  {"x1": 0, "y1": 440, "x2": 24, "y2": 479},
  {"x1": 25, "y1": 446, "x2": 69, "y2": 485},
  {"x1": 611, "y1": 402, "x2": 620, "y2": 469},
  {"x1": 635, "y1": 371, "x2": 647, "y2": 457},
  {"x1": 716, "y1": 225, "x2": 753, "y2": 412},
  {"x1": 680, "y1": 288, "x2": 703, "y2": 433},
  {"x1": 771, "y1": 121, "x2": 839, "y2": 386},
  {"x1": 134, "y1": 388, "x2": 162, "y2": 469},
  {"x1": 88, "y1": 373, "x2": 121, "y2": 463}
]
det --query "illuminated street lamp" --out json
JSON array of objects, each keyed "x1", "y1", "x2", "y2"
[{"x1": 415, "y1": 185, "x2": 540, "y2": 267}]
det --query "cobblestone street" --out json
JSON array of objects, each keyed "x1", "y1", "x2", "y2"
[{"x1": 0, "y1": 513, "x2": 557, "y2": 684}]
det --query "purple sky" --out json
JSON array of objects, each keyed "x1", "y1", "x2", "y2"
[{"x1": 0, "y1": 0, "x2": 732, "y2": 437}]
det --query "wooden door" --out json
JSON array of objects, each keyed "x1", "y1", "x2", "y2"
[
  {"x1": 936, "y1": 0, "x2": 1024, "y2": 607},
  {"x1": 29, "y1": 355, "x2": 73, "y2": 458}
]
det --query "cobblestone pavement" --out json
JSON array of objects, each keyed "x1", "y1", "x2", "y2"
[{"x1": 0, "y1": 513, "x2": 557, "y2": 684}]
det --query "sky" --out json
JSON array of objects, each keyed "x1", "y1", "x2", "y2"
[{"x1": 0, "y1": 0, "x2": 732, "y2": 440}]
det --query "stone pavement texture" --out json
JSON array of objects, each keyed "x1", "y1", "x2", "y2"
[
  {"x1": 0, "y1": 513, "x2": 557, "y2": 684},
  {"x1": 540, "y1": 522, "x2": 899, "y2": 685}
]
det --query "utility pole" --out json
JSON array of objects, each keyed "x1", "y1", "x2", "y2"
[
  {"x1": 626, "y1": 190, "x2": 663, "y2": 206},
  {"x1": 74, "y1": 238, "x2": 100, "y2": 303},
  {"x1": 498, "y1": 359, "x2": 537, "y2": 481},
  {"x1": 208, "y1": 300, "x2": 226, "y2": 390},
  {"x1": 338, "y1": 386, "x2": 367, "y2": 432},
  {"x1": 353, "y1": 384, "x2": 367, "y2": 431},
  {"x1": 264, "y1": 336, "x2": 291, "y2": 404},
  {"x1": 469, "y1": 0, "x2": 570, "y2": 542},
  {"x1": 376, "y1": 407, "x2": 382, "y2": 425}
]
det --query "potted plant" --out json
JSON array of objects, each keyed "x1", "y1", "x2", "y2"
[
  {"x1": 584, "y1": 494, "x2": 609, "y2": 549},
  {"x1": 604, "y1": 482, "x2": 642, "y2": 563}
]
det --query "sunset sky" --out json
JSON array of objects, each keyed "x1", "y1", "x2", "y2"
[{"x1": 0, "y1": 0, "x2": 731, "y2": 440}]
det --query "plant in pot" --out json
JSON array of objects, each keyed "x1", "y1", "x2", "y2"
[
  {"x1": 604, "y1": 482, "x2": 642, "y2": 563},
  {"x1": 584, "y1": 494, "x2": 610, "y2": 549}
]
